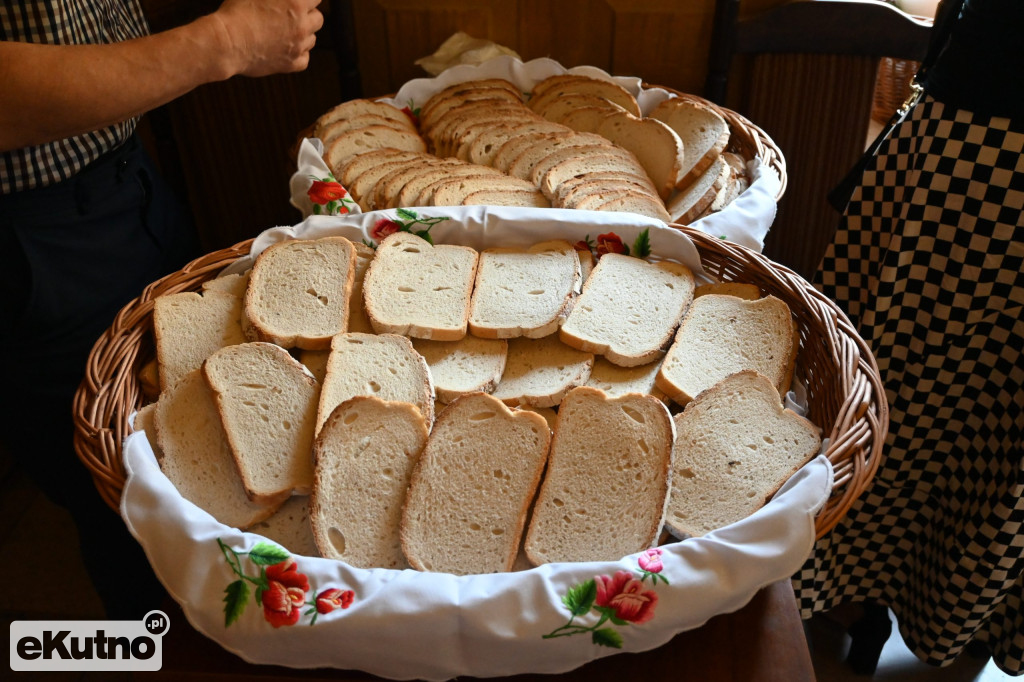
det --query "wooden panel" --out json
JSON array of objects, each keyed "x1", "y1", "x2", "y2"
[
  {"x1": 745, "y1": 53, "x2": 879, "y2": 279},
  {"x1": 516, "y1": 0, "x2": 614, "y2": 73}
]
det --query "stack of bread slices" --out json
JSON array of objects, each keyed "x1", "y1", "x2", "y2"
[
  {"x1": 140, "y1": 230, "x2": 820, "y2": 575},
  {"x1": 314, "y1": 74, "x2": 749, "y2": 223}
]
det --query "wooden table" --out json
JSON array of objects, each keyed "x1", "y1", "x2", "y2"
[{"x1": 148, "y1": 580, "x2": 814, "y2": 681}]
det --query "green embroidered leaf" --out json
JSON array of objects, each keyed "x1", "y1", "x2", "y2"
[
  {"x1": 248, "y1": 542, "x2": 290, "y2": 566},
  {"x1": 224, "y1": 580, "x2": 249, "y2": 627},
  {"x1": 593, "y1": 606, "x2": 628, "y2": 626},
  {"x1": 396, "y1": 208, "x2": 418, "y2": 222},
  {"x1": 363, "y1": 239, "x2": 377, "y2": 250},
  {"x1": 632, "y1": 229, "x2": 651, "y2": 259},
  {"x1": 312, "y1": 204, "x2": 322, "y2": 215},
  {"x1": 414, "y1": 229, "x2": 434, "y2": 245},
  {"x1": 592, "y1": 628, "x2": 623, "y2": 649},
  {"x1": 562, "y1": 579, "x2": 597, "y2": 616}
]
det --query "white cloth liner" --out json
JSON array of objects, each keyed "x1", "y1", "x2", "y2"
[
  {"x1": 288, "y1": 56, "x2": 781, "y2": 252},
  {"x1": 122, "y1": 209, "x2": 832, "y2": 680}
]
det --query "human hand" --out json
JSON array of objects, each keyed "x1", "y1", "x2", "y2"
[{"x1": 211, "y1": 0, "x2": 324, "y2": 77}]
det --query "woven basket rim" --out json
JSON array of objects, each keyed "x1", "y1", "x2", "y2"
[{"x1": 73, "y1": 224, "x2": 885, "y2": 539}]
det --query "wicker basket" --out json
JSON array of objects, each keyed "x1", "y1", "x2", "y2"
[
  {"x1": 73, "y1": 222, "x2": 885, "y2": 539},
  {"x1": 871, "y1": 57, "x2": 920, "y2": 124}
]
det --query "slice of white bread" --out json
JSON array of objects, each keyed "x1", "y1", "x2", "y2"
[
  {"x1": 132, "y1": 402, "x2": 161, "y2": 457},
  {"x1": 649, "y1": 97, "x2": 730, "y2": 188},
  {"x1": 490, "y1": 131, "x2": 575, "y2": 174},
  {"x1": 656, "y1": 294, "x2": 799, "y2": 406},
  {"x1": 153, "y1": 369, "x2": 284, "y2": 528},
  {"x1": 337, "y1": 149, "x2": 424, "y2": 188},
  {"x1": 461, "y1": 188, "x2": 552, "y2": 208},
  {"x1": 311, "y1": 397, "x2": 429, "y2": 568},
  {"x1": 431, "y1": 174, "x2": 537, "y2": 206},
  {"x1": 348, "y1": 242, "x2": 376, "y2": 334},
  {"x1": 153, "y1": 289, "x2": 247, "y2": 391},
  {"x1": 528, "y1": 74, "x2": 641, "y2": 117},
  {"x1": 664, "y1": 370, "x2": 821, "y2": 537},
  {"x1": 560, "y1": 253, "x2": 695, "y2": 367},
  {"x1": 397, "y1": 162, "x2": 504, "y2": 207},
  {"x1": 363, "y1": 232, "x2": 479, "y2": 340},
  {"x1": 585, "y1": 357, "x2": 667, "y2": 400},
  {"x1": 556, "y1": 172, "x2": 662, "y2": 207},
  {"x1": 597, "y1": 112, "x2": 685, "y2": 200},
  {"x1": 319, "y1": 114, "x2": 417, "y2": 146},
  {"x1": 558, "y1": 105, "x2": 623, "y2": 135},
  {"x1": 316, "y1": 332, "x2": 435, "y2": 434},
  {"x1": 314, "y1": 99, "x2": 415, "y2": 141},
  {"x1": 247, "y1": 495, "x2": 321, "y2": 558},
  {"x1": 348, "y1": 154, "x2": 434, "y2": 210},
  {"x1": 524, "y1": 387, "x2": 674, "y2": 564},
  {"x1": 324, "y1": 126, "x2": 427, "y2": 171},
  {"x1": 412, "y1": 336, "x2": 508, "y2": 404},
  {"x1": 465, "y1": 120, "x2": 572, "y2": 166},
  {"x1": 538, "y1": 153, "x2": 658, "y2": 201},
  {"x1": 468, "y1": 240, "x2": 581, "y2": 339},
  {"x1": 400, "y1": 392, "x2": 551, "y2": 574},
  {"x1": 506, "y1": 133, "x2": 613, "y2": 181},
  {"x1": 490, "y1": 335, "x2": 594, "y2": 408},
  {"x1": 244, "y1": 236, "x2": 356, "y2": 350},
  {"x1": 575, "y1": 189, "x2": 673, "y2": 223},
  {"x1": 201, "y1": 271, "x2": 250, "y2": 298},
  {"x1": 667, "y1": 155, "x2": 730, "y2": 223},
  {"x1": 533, "y1": 93, "x2": 627, "y2": 124},
  {"x1": 203, "y1": 342, "x2": 319, "y2": 502}
]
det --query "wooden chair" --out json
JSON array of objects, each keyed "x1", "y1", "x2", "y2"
[{"x1": 704, "y1": 0, "x2": 933, "y2": 280}]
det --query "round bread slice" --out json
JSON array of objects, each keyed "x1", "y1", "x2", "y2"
[
  {"x1": 524, "y1": 386, "x2": 674, "y2": 565},
  {"x1": 314, "y1": 98, "x2": 414, "y2": 140},
  {"x1": 431, "y1": 174, "x2": 536, "y2": 206},
  {"x1": 311, "y1": 396, "x2": 430, "y2": 568},
  {"x1": 336, "y1": 148, "x2": 424, "y2": 188},
  {"x1": 412, "y1": 336, "x2": 508, "y2": 403},
  {"x1": 505, "y1": 132, "x2": 614, "y2": 181},
  {"x1": 325, "y1": 125, "x2": 427, "y2": 171},
  {"x1": 400, "y1": 392, "x2": 551, "y2": 575},
  {"x1": 461, "y1": 188, "x2": 551, "y2": 208},
  {"x1": 649, "y1": 97, "x2": 731, "y2": 189},
  {"x1": 465, "y1": 120, "x2": 573, "y2": 166},
  {"x1": 584, "y1": 190, "x2": 673, "y2": 223},
  {"x1": 555, "y1": 171, "x2": 662, "y2": 207},
  {"x1": 203, "y1": 342, "x2": 319, "y2": 503},
  {"x1": 533, "y1": 93, "x2": 626, "y2": 124},
  {"x1": 244, "y1": 236, "x2": 357, "y2": 350},
  {"x1": 398, "y1": 163, "x2": 504, "y2": 207},
  {"x1": 597, "y1": 112, "x2": 685, "y2": 200},
  {"x1": 319, "y1": 113, "x2": 416, "y2": 146},
  {"x1": 537, "y1": 152, "x2": 654, "y2": 200},
  {"x1": 490, "y1": 131, "x2": 576, "y2": 174},
  {"x1": 527, "y1": 74, "x2": 641, "y2": 117},
  {"x1": 664, "y1": 370, "x2": 821, "y2": 538},
  {"x1": 559, "y1": 253, "x2": 696, "y2": 367},
  {"x1": 490, "y1": 335, "x2": 594, "y2": 408},
  {"x1": 655, "y1": 294, "x2": 799, "y2": 406},
  {"x1": 348, "y1": 154, "x2": 434, "y2": 209},
  {"x1": 247, "y1": 496, "x2": 320, "y2": 558}
]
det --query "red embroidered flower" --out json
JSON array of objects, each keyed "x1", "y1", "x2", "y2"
[
  {"x1": 316, "y1": 588, "x2": 355, "y2": 614},
  {"x1": 596, "y1": 232, "x2": 627, "y2": 256},
  {"x1": 573, "y1": 240, "x2": 592, "y2": 252},
  {"x1": 638, "y1": 548, "x2": 664, "y2": 574},
  {"x1": 401, "y1": 105, "x2": 419, "y2": 126},
  {"x1": 261, "y1": 558, "x2": 309, "y2": 628},
  {"x1": 308, "y1": 180, "x2": 347, "y2": 205},
  {"x1": 371, "y1": 218, "x2": 403, "y2": 241},
  {"x1": 594, "y1": 570, "x2": 658, "y2": 624}
]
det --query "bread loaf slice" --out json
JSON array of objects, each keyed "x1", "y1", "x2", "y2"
[
  {"x1": 412, "y1": 336, "x2": 508, "y2": 404},
  {"x1": 431, "y1": 174, "x2": 536, "y2": 206},
  {"x1": 347, "y1": 241, "x2": 376, "y2": 334},
  {"x1": 490, "y1": 131, "x2": 575, "y2": 174},
  {"x1": 314, "y1": 99, "x2": 415, "y2": 141},
  {"x1": 154, "y1": 289, "x2": 247, "y2": 391},
  {"x1": 649, "y1": 97, "x2": 730, "y2": 188},
  {"x1": 524, "y1": 387, "x2": 674, "y2": 564},
  {"x1": 324, "y1": 126, "x2": 427, "y2": 171},
  {"x1": 560, "y1": 253, "x2": 695, "y2": 367},
  {"x1": 664, "y1": 370, "x2": 821, "y2": 537},
  {"x1": 465, "y1": 121, "x2": 572, "y2": 166},
  {"x1": 337, "y1": 149, "x2": 424, "y2": 188},
  {"x1": 667, "y1": 155, "x2": 730, "y2": 223},
  {"x1": 319, "y1": 114, "x2": 417, "y2": 146},
  {"x1": 490, "y1": 335, "x2": 594, "y2": 408},
  {"x1": 363, "y1": 232, "x2": 479, "y2": 340},
  {"x1": 597, "y1": 112, "x2": 685, "y2": 200},
  {"x1": 655, "y1": 294, "x2": 799, "y2": 406},
  {"x1": 528, "y1": 74, "x2": 641, "y2": 117},
  {"x1": 311, "y1": 396, "x2": 429, "y2": 568},
  {"x1": 400, "y1": 392, "x2": 551, "y2": 574},
  {"x1": 538, "y1": 153, "x2": 657, "y2": 201},
  {"x1": 468, "y1": 240, "x2": 581, "y2": 339},
  {"x1": 505, "y1": 133, "x2": 613, "y2": 181},
  {"x1": 461, "y1": 188, "x2": 551, "y2": 208},
  {"x1": 316, "y1": 332, "x2": 434, "y2": 434},
  {"x1": 398, "y1": 163, "x2": 504, "y2": 207},
  {"x1": 153, "y1": 369, "x2": 284, "y2": 528},
  {"x1": 247, "y1": 495, "x2": 321, "y2": 558},
  {"x1": 203, "y1": 342, "x2": 319, "y2": 502},
  {"x1": 201, "y1": 271, "x2": 250, "y2": 298},
  {"x1": 244, "y1": 236, "x2": 356, "y2": 350},
  {"x1": 585, "y1": 357, "x2": 666, "y2": 400}
]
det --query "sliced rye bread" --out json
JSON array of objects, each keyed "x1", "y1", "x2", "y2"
[
  {"x1": 597, "y1": 112, "x2": 685, "y2": 200},
  {"x1": 419, "y1": 79, "x2": 523, "y2": 124},
  {"x1": 363, "y1": 231, "x2": 479, "y2": 340},
  {"x1": 558, "y1": 105, "x2": 625, "y2": 135},
  {"x1": 430, "y1": 174, "x2": 536, "y2": 206},
  {"x1": 313, "y1": 98, "x2": 414, "y2": 141},
  {"x1": 556, "y1": 172, "x2": 662, "y2": 207},
  {"x1": 244, "y1": 236, "x2": 356, "y2": 350},
  {"x1": 347, "y1": 153, "x2": 435, "y2": 210},
  {"x1": 666, "y1": 155, "x2": 731, "y2": 223},
  {"x1": 319, "y1": 113, "x2": 417, "y2": 146},
  {"x1": 533, "y1": 93, "x2": 627, "y2": 124},
  {"x1": 461, "y1": 188, "x2": 552, "y2": 208},
  {"x1": 400, "y1": 392, "x2": 551, "y2": 575},
  {"x1": 655, "y1": 294, "x2": 799, "y2": 406},
  {"x1": 524, "y1": 386, "x2": 674, "y2": 564},
  {"x1": 425, "y1": 102, "x2": 537, "y2": 154},
  {"x1": 505, "y1": 133, "x2": 613, "y2": 181},
  {"x1": 247, "y1": 495, "x2": 320, "y2": 558},
  {"x1": 153, "y1": 289, "x2": 247, "y2": 391},
  {"x1": 585, "y1": 357, "x2": 668, "y2": 401},
  {"x1": 373, "y1": 157, "x2": 463, "y2": 210},
  {"x1": 336, "y1": 148, "x2": 424, "y2": 188},
  {"x1": 435, "y1": 109, "x2": 544, "y2": 159},
  {"x1": 468, "y1": 239, "x2": 581, "y2": 339},
  {"x1": 324, "y1": 126, "x2": 427, "y2": 172},
  {"x1": 311, "y1": 396, "x2": 430, "y2": 568},
  {"x1": 411, "y1": 336, "x2": 508, "y2": 403},
  {"x1": 316, "y1": 332, "x2": 434, "y2": 434},
  {"x1": 649, "y1": 97, "x2": 730, "y2": 189},
  {"x1": 490, "y1": 131, "x2": 576, "y2": 174},
  {"x1": 203, "y1": 342, "x2": 319, "y2": 502},
  {"x1": 664, "y1": 370, "x2": 821, "y2": 538},
  {"x1": 527, "y1": 74, "x2": 641, "y2": 117},
  {"x1": 153, "y1": 369, "x2": 285, "y2": 528},
  {"x1": 399, "y1": 163, "x2": 505, "y2": 207},
  {"x1": 465, "y1": 120, "x2": 573, "y2": 166},
  {"x1": 537, "y1": 152, "x2": 655, "y2": 200},
  {"x1": 490, "y1": 335, "x2": 594, "y2": 408},
  {"x1": 584, "y1": 190, "x2": 673, "y2": 223},
  {"x1": 560, "y1": 253, "x2": 696, "y2": 367}
]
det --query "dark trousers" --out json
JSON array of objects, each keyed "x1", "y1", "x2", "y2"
[{"x1": 0, "y1": 133, "x2": 201, "y2": 619}]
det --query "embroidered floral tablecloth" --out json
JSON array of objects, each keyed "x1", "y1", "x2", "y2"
[{"x1": 122, "y1": 208, "x2": 831, "y2": 680}]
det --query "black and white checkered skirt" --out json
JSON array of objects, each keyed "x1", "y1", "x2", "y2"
[{"x1": 795, "y1": 95, "x2": 1024, "y2": 673}]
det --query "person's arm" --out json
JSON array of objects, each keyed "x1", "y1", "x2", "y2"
[{"x1": 0, "y1": 0, "x2": 323, "y2": 153}]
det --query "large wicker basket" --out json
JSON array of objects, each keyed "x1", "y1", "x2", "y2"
[{"x1": 73, "y1": 222, "x2": 885, "y2": 540}]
